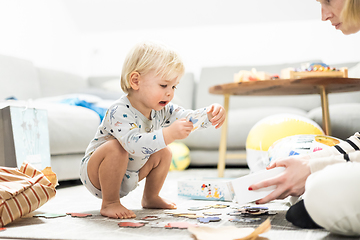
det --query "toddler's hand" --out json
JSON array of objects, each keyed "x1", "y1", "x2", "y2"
[
  {"x1": 163, "y1": 118, "x2": 193, "y2": 145},
  {"x1": 207, "y1": 104, "x2": 226, "y2": 129}
]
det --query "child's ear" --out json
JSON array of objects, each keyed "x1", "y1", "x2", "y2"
[{"x1": 129, "y1": 72, "x2": 140, "y2": 90}]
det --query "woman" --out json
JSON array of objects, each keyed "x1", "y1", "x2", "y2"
[{"x1": 249, "y1": 0, "x2": 360, "y2": 236}]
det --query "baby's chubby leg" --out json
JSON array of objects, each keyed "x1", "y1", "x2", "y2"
[
  {"x1": 87, "y1": 139, "x2": 136, "y2": 219},
  {"x1": 139, "y1": 147, "x2": 176, "y2": 209}
]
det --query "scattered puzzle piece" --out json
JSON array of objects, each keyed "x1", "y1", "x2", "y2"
[
  {"x1": 149, "y1": 222, "x2": 168, "y2": 228},
  {"x1": 229, "y1": 217, "x2": 261, "y2": 223},
  {"x1": 34, "y1": 213, "x2": 67, "y2": 219},
  {"x1": 165, "y1": 222, "x2": 198, "y2": 229},
  {"x1": 197, "y1": 217, "x2": 221, "y2": 223},
  {"x1": 141, "y1": 216, "x2": 160, "y2": 221},
  {"x1": 179, "y1": 214, "x2": 204, "y2": 219},
  {"x1": 118, "y1": 222, "x2": 145, "y2": 228},
  {"x1": 188, "y1": 206, "x2": 210, "y2": 211},
  {"x1": 66, "y1": 213, "x2": 92, "y2": 218},
  {"x1": 0, "y1": 228, "x2": 6, "y2": 231},
  {"x1": 208, "y1": 204, "x2": 230, "y2": 209},
  {"x1": 203, "y1": 212, "x2": 221, "y2": 216}
]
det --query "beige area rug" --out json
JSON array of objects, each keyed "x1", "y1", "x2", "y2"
[{"x1": 0, "y1": 169, "x2": 356, "y2": 240}]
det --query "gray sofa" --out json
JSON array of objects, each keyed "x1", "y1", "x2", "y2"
[{"x1": 1, "y1": 53, "x2": 360, "y2": 181}]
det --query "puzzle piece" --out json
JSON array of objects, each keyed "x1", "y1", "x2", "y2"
[
  {"x1": 203, "y1": 212, "x2": 222, "y2": 216},
  {"x1": 179, "y1": 214, "x2": 204, "y2": 219},
  {"x1": 118, "y1": 222, "x2": 145, "y2": 228},
  {"x1": 0, "y1": 228, "x2": 6, "y2": 231},
  {"x1": 149, "y1": 222, "x2": 168, "y2": 228},
  {"x1": 164, "y1": 222, "x2": 198, "y2": 229},
  {"x1": 229, "y1": 217, "x2": 261, "y2": 223},
  {"x1": 141, "y1": 216, "x2": 160, "y2": 221},
  {"x1": 66, "y1": 213, "x2": 92, "y2": 218},
  {"x1": 33, "y1": 213, "x2": 67, "y2": 219},
  {"x1": 197, "y1": 217, "x2": 221, "y2": 223},
  {"x1": 208, "y1": 204, "x2": 230, "y2": 209},
  {"x1": 188, "y1": 206, "x2": 210, "y2": 211}
]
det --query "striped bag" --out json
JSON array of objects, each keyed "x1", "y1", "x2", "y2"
[{"x1": 0, "y1": 162, "x2": 57, "y2": 227}]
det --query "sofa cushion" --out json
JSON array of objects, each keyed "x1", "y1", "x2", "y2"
[
  {"x1": 37, "y1": 68, "x2": 88, "y2": 98},
  {"x1": 0, "y1": 55, "x2": 42, "y2": 100},
  {"x1": 308, "y1": 103, "x2": 360, "y2": 140},
  {"x1": 182, "y1": 106, "x2": 308, "y2": 149}
]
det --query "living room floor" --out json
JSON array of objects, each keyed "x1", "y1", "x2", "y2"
[{"x1": 0, "y1": 167, "x2": 358, "y2": 240}]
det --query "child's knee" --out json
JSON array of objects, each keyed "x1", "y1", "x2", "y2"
[{"x1": 106, "y1": 139, "x2": 128, "y2": 158}]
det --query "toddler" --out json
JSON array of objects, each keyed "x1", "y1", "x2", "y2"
[{"x1": 80, "y1": 41, "x2": 226, "y2": 219}]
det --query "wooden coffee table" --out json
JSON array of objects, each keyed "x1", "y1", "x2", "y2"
[{"x1": 209, "y1": 77, "x2": 360, "y2": 177}]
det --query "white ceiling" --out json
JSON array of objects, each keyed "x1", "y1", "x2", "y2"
[{"x1": 62, "y1": 0, "x2": 321, "y2": 33}]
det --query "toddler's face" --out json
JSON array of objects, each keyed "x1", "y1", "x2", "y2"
[{"x1": 138, "y1": 70, "x2": 179, "y2": 111}]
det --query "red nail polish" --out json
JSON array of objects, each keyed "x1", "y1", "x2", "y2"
[
  {"x1": 255, "y1": 201, "x2": 259, "y2": 205},
  {"x1": 248, "y1": 187, "x2": 253, "y2": 191}
]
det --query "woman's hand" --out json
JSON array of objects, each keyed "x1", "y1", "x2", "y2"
[{"x1": 248, "y1": 155, "x2": 312, "y2": 204}]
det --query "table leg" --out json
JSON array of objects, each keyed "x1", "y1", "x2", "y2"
[
  {"x1": 318, "y1": 85, "x2": 331, "y2": 136},
  {"x1": 218, "y1": 94, "x2": 230, "y2": 177}
]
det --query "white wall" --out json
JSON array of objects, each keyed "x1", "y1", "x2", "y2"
[
  {"x1": 0, "y1": 0, "x2": 81, "y2": 73},
  {"x1": 81, "y1": 20, "x2": 360, "y2": 79},
  {"x1": 1, "y1": 0, "x2": 360, "y2": 79}
]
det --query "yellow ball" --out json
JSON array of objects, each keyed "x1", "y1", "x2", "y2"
[
  {"x1": 246, "y1": 114, "x2": 324, "y2": 172},
  {"x1": 168, "y1": 142, "x2": 191, "y2": 171}
]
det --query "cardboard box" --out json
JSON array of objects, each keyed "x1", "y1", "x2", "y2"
[{"x1": 177, "y1": 178, "x2": 235, "y2": 201}]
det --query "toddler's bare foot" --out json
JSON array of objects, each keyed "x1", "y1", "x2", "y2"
[
  {"x1": 100, "y1": 201, "x2": 136, "y2": 219},
  {"x1": 141, "y1": 195, "x2": 177, "y2": 209}
]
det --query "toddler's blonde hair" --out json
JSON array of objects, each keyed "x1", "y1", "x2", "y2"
[
  {"x1": 341, "y1": 0, "x2": 360, "y2": 31},
  {"x1": 121, "y1": 41, "x2": 185, "y2": 93}
]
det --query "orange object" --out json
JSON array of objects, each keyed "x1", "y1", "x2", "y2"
[{"x1": 0, "y1": 162, "x2": 57, "y2": 227}]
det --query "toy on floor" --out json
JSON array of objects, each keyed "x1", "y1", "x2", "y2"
[
  {"x1": 168, "y1": 142, "x2": 190, "y2": 171},
  {"x1": 229, "y1": 217, "x2": 261, "y2": 223},
  {"x1": 33, "y1": 213, "x2": 67, "y2": 219},
  {"x1": 164, "y1": 222, "x2": 198, "y2": 229},
  {"x1": 66, "y1": 213, "x2": 92, "y2": 218},
  {"x1": 268, "y1": 134, "x2": 342, "y2": 164},
  {"x1": 246, "y1": 113, "x2": 324, "y2": 172},
  {"x1": 141, "y1": 216, "x2": 160, "y2": 221},
  {"x1": 197, "y1": 217, "x2": 221, "y2": 223},
  {"x1": 118, "y1": 222, "x2": 145, "y2": 228}
]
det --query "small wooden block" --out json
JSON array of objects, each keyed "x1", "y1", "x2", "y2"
[{"x1": 118, "y1": 222, "x2": 145, "y2": 228}]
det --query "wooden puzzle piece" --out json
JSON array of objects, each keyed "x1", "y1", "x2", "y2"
[
  {"x1": 197, "y1": 217, "x2": 221, "y2": 223},
  {"x1": 141, "y1": 216, "x2": 160, "y2": 221},
  {"x1": 118, "y1": 222, "x2": 145, "y2": 228},
  {"x1": 188, "y1": 206, "x2": 210, "y2": 211},
  {"x1": 66, "y1": 213, "x2": 92, "y2": 218},
  {"x1": 165, "y1": 222, "x2": 198, "y2": 229},
  {"x1": 229, "y1": 217, "x2": 261, "y2": 223},
  {"x1": 149, "y1": 222, "x2": 168, "y2": 228},
  {"x1": 33, "y1": 213, "x2": 67, "y2": 219},
  {"x1": 208, "y1": 204, "x2": 230, "y2": 209},
  {"x1": 179, "y1": 214, "x2": 204, "y2": 219},
  {"x1": 203, "y1": 212, "x2": 222, "y2": 216}
]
